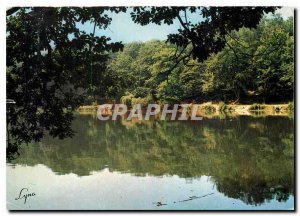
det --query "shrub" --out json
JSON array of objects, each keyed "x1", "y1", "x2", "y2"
[
  {"x1": 131, "y1": 95, "x2": 153, "y2": 107},
  {"x1": 226, "y1": 106, "x2": 234, "y2": 112},
  {"x1": 218, "y1": 101, "x2": 226, "y2": 112},
  {"x1": 249, "y1": 103, "x2": 266, "y2": 110},
  {"x1": 120, "y1": 93, "x2": 134, "y2": 107},
  {"x1": 287, "y1": 102, "x2": 294, "y2": 111},
  {"x1": 274, "y1": 106, "x2": 281, "y2": 112},
  {"x1": 92, "y1": 101, "x2": 97, "y2": 106},
  {"x1": 204, "y1": 105, "x2": 216, "y2": 114},
  {"x1": 131, "y1": 97, "x2": 147, "y2": 107}
]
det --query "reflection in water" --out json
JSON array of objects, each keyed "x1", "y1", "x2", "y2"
[{"x1": 7, "y1": 114, "x2": 294, "y2": 209}]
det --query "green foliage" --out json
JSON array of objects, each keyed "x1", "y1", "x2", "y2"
[
  {"x1": 200, "y1": 15, "x2": 294, "y2": 102},
  {"x1": 120, "y1": 93, "x2": 134, "y2": 107},
  {"x1": 107, "y1": 14, "x2": 293, "y2": 105},
  {"x1": 203, "y1": 105, "x2": 217, "y2": 114},
  {"x1": 6, "y1": 7, "x2": 125, "y2": 159},
  {"x1": 130, "y1": 7, "x2": 278, "y2": 62},
  {"x1": 131, "y1": 95, "x2": 152, "y2": 107},
  {"x1": 218, "y1": 101, "x2": 226, "y2": 112},
  {"x1": 252, "y1": 16, "x2": 294, "y2": 101},
  {"x1": 6, "y1": 8, "x2": 294, "y2": 160},
  {"x1": 249, "y1": 103, "x2": 266, "y2": 110},
  {"x1": 287, "y1": 102, "x2": 294, "y2": 111}
]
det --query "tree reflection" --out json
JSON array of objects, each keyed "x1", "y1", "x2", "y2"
[{"x1": 9, "y1": 115, "x2": 294, "y2": 205}]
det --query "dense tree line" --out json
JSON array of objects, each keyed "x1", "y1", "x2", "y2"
[{"x1": 102, "y1": 14, "x2": 293, "y2": 105}]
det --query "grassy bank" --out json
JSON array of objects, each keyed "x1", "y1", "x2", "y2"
[{"x1": 77, "y1": 102, "x2": 294, "y2": 117}]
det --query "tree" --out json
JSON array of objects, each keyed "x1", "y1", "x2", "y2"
[
  {"x1": 107, "y1": 14, "x2": 294, "y2": 104},
  {"x1": 6, "y1": 7, "x2": 125, "y2": 160},
  {"x1": 200, "y1": 14, "x2": 294, "y2": 103},
  {"x1": 253, "y1": 16, "x2": 294, "y2": 101},
  {"x1": 130, "y1": 7, "x2": 278, "y2": 64}
]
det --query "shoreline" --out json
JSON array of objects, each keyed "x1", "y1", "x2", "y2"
[{"x1": 76, "y1": 102, "x2": 293, "y2": 117}]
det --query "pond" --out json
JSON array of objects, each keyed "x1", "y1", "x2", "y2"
[{"x1": 7, "y1": 114, "x2": 294, "y2": 210}]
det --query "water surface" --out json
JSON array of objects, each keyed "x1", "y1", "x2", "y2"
[{"x1": 7, "y1": 114, "x2": 294, "y2": 210}]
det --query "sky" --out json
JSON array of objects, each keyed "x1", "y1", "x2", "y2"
[{"x1": 77, "y1": 7, "x2": 294, "y2": 44}]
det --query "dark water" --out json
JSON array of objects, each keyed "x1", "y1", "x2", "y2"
[{"x1": 7, "y1": 114, "x2": 294, "y2": 210}]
